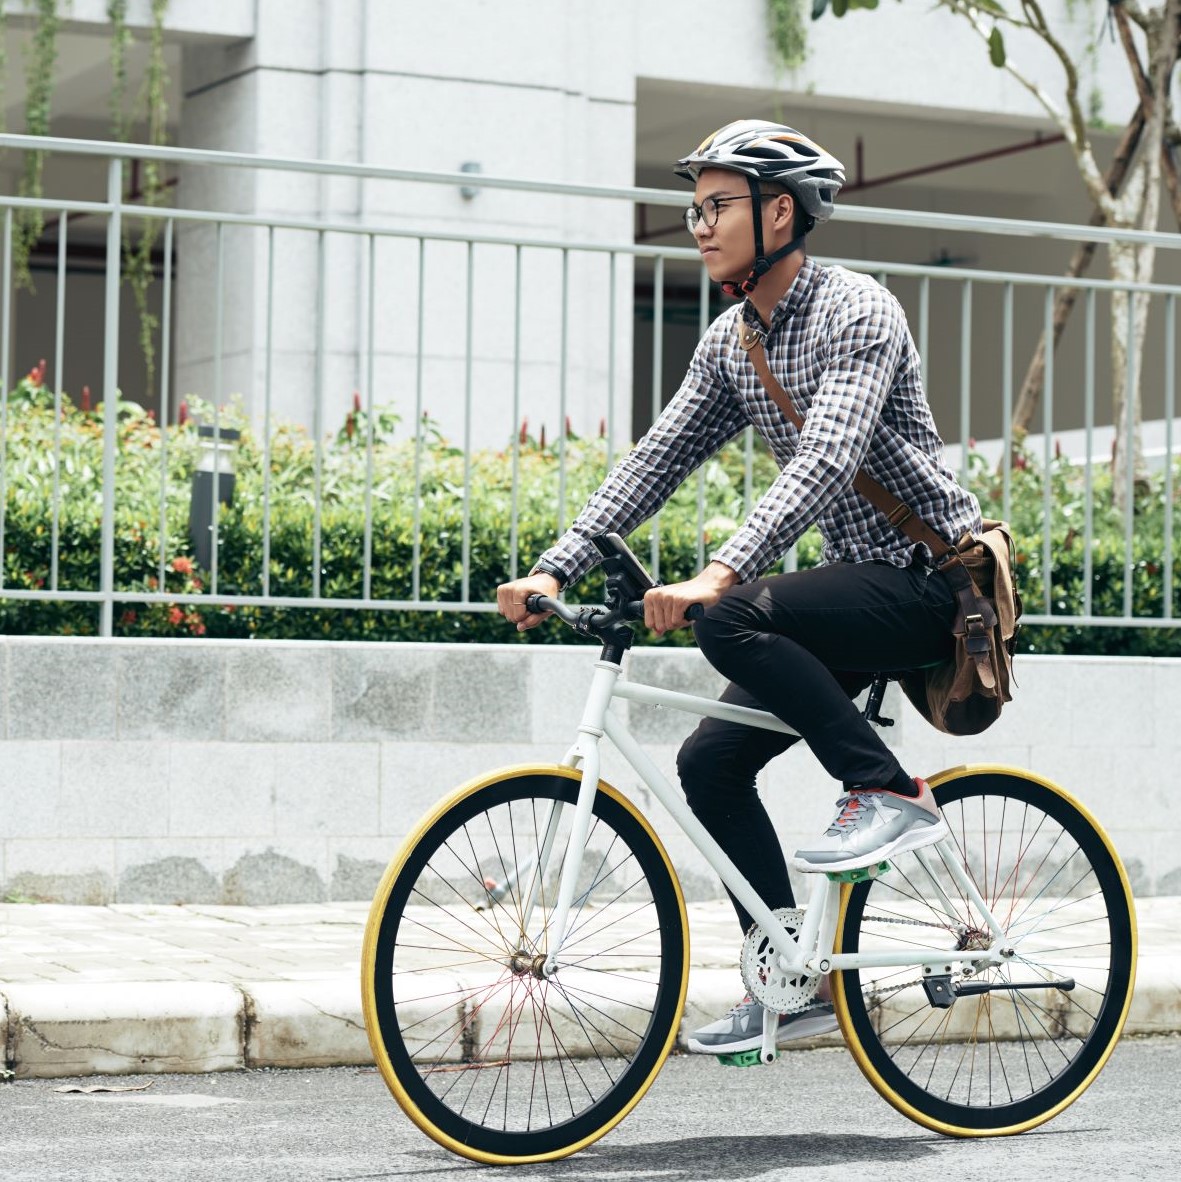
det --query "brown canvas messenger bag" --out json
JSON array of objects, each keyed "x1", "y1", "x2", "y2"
[{"x1": 737, "y1": 321, "x2": 1022, "y2": 736}]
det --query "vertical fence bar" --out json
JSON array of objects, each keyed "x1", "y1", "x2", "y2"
[
  {"x1": 918, "y1": 275, "x2": 930, "y2": 384},
  {"x1": 1083, "y1": 288, "x2": 1096, "y2": 617},
  {"x1": 312, "y1": 229, "x2": 325, "y2": 599},
  {"x1": 650, "y1": 254, "x2": 664, "y2": 578},
  {"x1": 0, "y1": 210, "x2": 11, "y2": 593},
  {"x1": 607, "y1": 252, "x2": 617, "y2": 472},
  {"x1": 510, "y1": 245, "x2": 523, "y2": 580},
  {"x1": 99, "y1": 159, "x2": 124, "y2": 636},
  {"x1": 411, "y1": 238, "x2": 425, "y2": 601},
  {"x1": 959, "y1": 279, "x2": 972, "y2": 487},
  {"x1": 461, "y1": 240, "x2": 474, "y2": 603},
  {"x1": 1001, "y1": 282, "x2": 1013, "y2": 523},
  {"x1": 51, "y1": 213, "x2": 68, "y2": 591},
  {"x1": 1164, "y1": 294, "x2": 1175, "y2": 620},
  {"x1": 210, "y1": 222, "x2": 225, "y2": 598},
  {"x1": 1123, "y1": 292, "x2": 1136, "y2": 619},
  {"x1": 1042, "y1": 285, "x2": 1054, "y2": 616},
  {"x1": 362, "y1": 233, "x2": 376, "y2": 601},
  {"x1": 557, "y1": 248, "x2": 569, "y2": 539},
  {"x1": 155, "y1": 218, "x2": 173, "y2": 593},
  {"x1": 262, "y1": 225, "x2": 275, "y2": 597},
  {"x1": 696, "y1": 263, "x2": 709, "y2": 573}
]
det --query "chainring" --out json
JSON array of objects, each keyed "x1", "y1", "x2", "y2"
[{"x1": 740, "y1": 906, "x2": 823, "y2": 1013}]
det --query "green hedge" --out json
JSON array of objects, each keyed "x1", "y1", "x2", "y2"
[{"x1": 3, "y1": 370, "x2": 1180, "y2": 654}]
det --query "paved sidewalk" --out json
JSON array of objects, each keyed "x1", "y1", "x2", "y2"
[{"x1": 1, "y1": 898, "x2": 1176, "y2": 1078}]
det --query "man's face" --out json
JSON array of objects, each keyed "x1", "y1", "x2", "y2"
[
  {"x1": 690, "y1": 167, "x2": 792, "y2": 285},
  {"x1": 690, "y1": 169, "x2": 757, "y2": 284}
]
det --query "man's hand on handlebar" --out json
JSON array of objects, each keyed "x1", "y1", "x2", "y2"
[
  {"x1": 496, "y1": 572, "x2": 562, "y2": 632},
  {"x1": 643, "y1": 562, "x2": 739, "y2": 636}
]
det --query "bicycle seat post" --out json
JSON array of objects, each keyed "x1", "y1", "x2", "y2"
[{"x1": 862, "y1": 674, "x2": 894, "y2": 727}]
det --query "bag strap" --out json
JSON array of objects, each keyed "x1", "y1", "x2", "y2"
[
  {"x1": 738, "y1": 322, "x2": 996, "y2": 676},
  {"x1": 739, "y1": 323, "x2": 954, "y2": 560}
]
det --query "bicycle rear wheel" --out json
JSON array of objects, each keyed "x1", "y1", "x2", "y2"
[
  {"x1": 361, "y1": 765, "x2": 688, "y2": 1164},
  {"x1": 832, "y1": 766, "x2": 1136, "y2": 1136}
]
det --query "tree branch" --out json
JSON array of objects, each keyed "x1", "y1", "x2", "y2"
[
  {"x1": 1117, "y1": 0, "x2": 1152, "y2": 35},
  {"x1": 942, "y1": 0, "x2": 1114, "y2": 214}
]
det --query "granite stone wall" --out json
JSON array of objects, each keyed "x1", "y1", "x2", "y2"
[{"x1": 0, "y1": 636, "x2": 1174, "y2": 904}]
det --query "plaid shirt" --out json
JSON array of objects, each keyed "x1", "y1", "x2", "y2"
[{"x1": 536, "y1": 257, "x2": 982, "y2": 586}]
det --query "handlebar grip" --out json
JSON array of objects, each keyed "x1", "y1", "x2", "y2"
[
  {"x1": 685, "y1": 603, "x2": 705, "y2": 622},
  {"x1": 524, "y1": 593, "x2": 547, "y2": 614}
]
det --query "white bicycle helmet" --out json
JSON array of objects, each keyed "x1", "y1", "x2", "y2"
[{"x1": 676, "y1": 119, "x2": 845, "y2": 295}]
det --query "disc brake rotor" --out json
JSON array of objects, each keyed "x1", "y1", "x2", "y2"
[{"x1": 740, "y1": 907, "x2": 823, "y2": 1013}]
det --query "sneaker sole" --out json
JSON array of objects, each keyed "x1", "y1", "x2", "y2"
[
  {"x1": 685, "y1": 1014, "x2": 840, "y2": 1055},
  {"x1": 789, "y1": 817, "x2": 950, "y2": 874}
]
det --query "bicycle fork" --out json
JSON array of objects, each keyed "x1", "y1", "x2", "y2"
[{"x1": 513, "y1": 661, "x2": 623, "y2": 974}]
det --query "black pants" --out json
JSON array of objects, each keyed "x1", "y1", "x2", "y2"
[{"x1": 676, "y1": 559, "x2": 957, "y2": 934}]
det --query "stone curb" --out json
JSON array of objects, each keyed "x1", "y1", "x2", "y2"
[{"x1": 9, "y1": 956, "x2": 1170, "y2": 1079}]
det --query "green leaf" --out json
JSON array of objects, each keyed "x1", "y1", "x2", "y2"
[
  {"x1": 832, "y1": 0, "x2": 848, "y2": 15},
  {"x1": 988, "y1": 26, "x2": 1006, "y2": 68}
]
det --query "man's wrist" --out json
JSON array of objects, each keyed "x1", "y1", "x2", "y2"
[
  {"x1": 702, "y1": 560, "x2": 740, "y2": 590},
  {"x1": 529, "y1": 560, "x2": 569, "y2": 591}
]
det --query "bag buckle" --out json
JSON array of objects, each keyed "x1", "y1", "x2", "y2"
[{"x1": 738, "y1": 325, "x2": 765, "y2": 352}]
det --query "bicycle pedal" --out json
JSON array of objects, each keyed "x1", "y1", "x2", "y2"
[
  {"x1": 716, "y1": 1048, "x2": 771, "y2": 1068},
  {"x1": 825, "y1": 860, "x2": 891, "y2": 884}
]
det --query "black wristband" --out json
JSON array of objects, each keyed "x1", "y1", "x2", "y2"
[{"x1": 529, "y1": 560, "x2": 569, "y2": 591}]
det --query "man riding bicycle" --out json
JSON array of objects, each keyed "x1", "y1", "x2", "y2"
[{"x1": 496, "y1": 119, "x2": 983, "y2": 1057}]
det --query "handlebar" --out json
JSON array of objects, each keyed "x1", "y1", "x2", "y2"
[{"x1": 524, "y1": 594, "x2": 704, "y2": 636}]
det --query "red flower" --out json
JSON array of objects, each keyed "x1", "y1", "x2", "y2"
[
  {"x1": 168, "y1": 606, "x2": 184, "y2": 626},
  {"x1": 171, "y1": 556, "x2": 194, "y2": 575},
  {"x1": 519, "y1": 417, "x2": 529, "y2": 445},
  {"x1": 599, "y1": 417, "x2": 606, "y2": 439},
  {"x1": 178, "y1": 399, "x2": 188, "y2": 426},
  {"x1": 353, "y1": 390, "x2": 362, "y2": 413},
  {"x1": 81, "y1": 386, "x2": 91, "y2": 412}
]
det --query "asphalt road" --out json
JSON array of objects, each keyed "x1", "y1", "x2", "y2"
[{"x1": 1, "y1": 1037, "x2": 1175, "y2": 1181}]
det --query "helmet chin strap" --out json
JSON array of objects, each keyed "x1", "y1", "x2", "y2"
[{"x1": 720, "y1": 175, "x2": 806, "y2": 298}]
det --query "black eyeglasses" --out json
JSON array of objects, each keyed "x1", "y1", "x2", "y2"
[{"x1": 684, "y1": 193, "x2": 776, "y2": 234}]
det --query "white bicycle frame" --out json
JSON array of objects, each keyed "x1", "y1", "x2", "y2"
[{"x1": 533, "y1": 657, "x2": 1012, "y2": 987}]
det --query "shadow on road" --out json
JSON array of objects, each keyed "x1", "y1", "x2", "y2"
[
  {"x1": 361, "y1": 1133, "x2": 943, "y2": 1179},
  {"x1": 544, "y1": 1133, "x2": 942, "y2": 1177}
]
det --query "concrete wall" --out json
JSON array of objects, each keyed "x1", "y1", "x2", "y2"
[{"x1": 0, "y1": 635, "x2": 1174, "y2": 905}]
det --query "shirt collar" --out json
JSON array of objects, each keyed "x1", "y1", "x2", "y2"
[{"x1": 740, "y1": 256, "x2": 820, "y2": 334}]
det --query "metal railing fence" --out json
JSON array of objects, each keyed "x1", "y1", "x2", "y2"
[{"x1": 2, "y1": 132, "x2": 1181, "y2": 636}]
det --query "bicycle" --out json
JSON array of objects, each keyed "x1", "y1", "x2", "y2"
[{"x1": 361, "y1": 533, "x2": 1137, "y2": 1164}]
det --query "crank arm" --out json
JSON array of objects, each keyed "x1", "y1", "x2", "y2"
[{"x1": 955, "y1": 977, "x2": 1075, "y2": 996}]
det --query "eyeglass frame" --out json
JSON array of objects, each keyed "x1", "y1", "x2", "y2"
[{"x1": 683, "y1": 192, "x2": 779, "y2": 234}]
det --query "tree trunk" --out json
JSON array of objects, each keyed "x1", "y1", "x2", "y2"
[
  {"x1": 1109, "y1": 239, "x2": 1155, "y2": 506},
  {"x1": 1010, "y1": 107, "x2": 1147, "y2": 445}
]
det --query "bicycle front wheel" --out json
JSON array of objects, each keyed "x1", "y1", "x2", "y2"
[
  {"x1": 361, "y1": 765, "x2": 689, "y2": 1164},
  {"x1": 832, "y1": 766, "x2": 1136, "y2": 1136}
]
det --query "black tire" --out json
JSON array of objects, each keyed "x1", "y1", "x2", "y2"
[
  {"x1": 361, "y1": 765, "x2": 689, "y2": 1164},
  {"x1": 832, "y1": 766, "x2": 1136, "y2": 1136}
]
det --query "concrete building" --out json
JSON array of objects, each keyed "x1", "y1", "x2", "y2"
[{"x1": 2, "y1": 0, "x2": 1176, "y2": 451}]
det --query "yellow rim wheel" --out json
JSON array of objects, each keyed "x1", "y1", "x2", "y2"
[
  {"x1": 361, "y1": 764, "x2": 689, "y2": 1164},
  {"x1": 832, "y1": 764, "x2": 1137, "y2": 1137}
]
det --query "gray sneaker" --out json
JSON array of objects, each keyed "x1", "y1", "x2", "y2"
[
  {"x1": 790, "y1": 778, "x2": 949, "y2": 874},
  {"x1": 686, "y1": 997, "x2": 838, "y2": 1055}
]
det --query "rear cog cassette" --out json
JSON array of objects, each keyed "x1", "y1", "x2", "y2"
[{"x1": 740, "y1": 907, "x2": 822, "y2": 1013}]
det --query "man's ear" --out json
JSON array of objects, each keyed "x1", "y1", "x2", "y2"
[{"x1": 773, "y1": 191, "x2": 795, "y2": 232}]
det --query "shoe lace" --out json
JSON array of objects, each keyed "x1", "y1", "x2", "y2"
[{"x1": 831, "y1": 793, "x2": 865, "y2": 831}]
